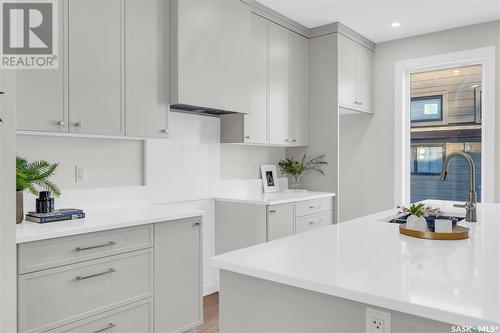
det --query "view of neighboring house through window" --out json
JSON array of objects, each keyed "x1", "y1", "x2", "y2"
[{"x1": 410, "y1": 65, "x2": 482, "y2": 203}]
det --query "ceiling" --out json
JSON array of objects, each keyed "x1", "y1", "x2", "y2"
[{"x1": 255, "y1": 0, "x2": 500, "y2": 43}]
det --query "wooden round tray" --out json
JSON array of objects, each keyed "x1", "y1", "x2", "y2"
[{"x1": 399, "y1": 224, "x2": 469, "y2": 240}]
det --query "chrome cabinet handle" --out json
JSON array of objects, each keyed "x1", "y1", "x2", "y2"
[
  {"x1": 193, "y1": 222, "x2": 200, "y2": 227},
  {"x1": 309, "y1": 205, "x2": 315, "y2": 209},
  {"x1": 358, "y1": 101, "x2": 363, "y2": 105},
  {"x1": 245, "y1": 135, "x2": 250, "y2": 139},
  {"x1": 269, "y1": 209, "x2": 276, "y2": 213},
  {"x1": 76, "y1": 241, "x2": 116, "y2": 251},
  {"x1": 74, "y1": 122, "x2": 82, "y2": 127},
  {"x1": 291, "y1": 139, "x2": 297, "y2": 142},
  {"x1": 309, "y1": 220, "x2": 322, "y2": 225},
  {"x1": 93, "y1": 323, "x2": 117, "y2": 333},
  {"x1": 57, "y1": 120, "x2": 65, "y2": 126},
  {"x1": 76, "y1": 268, "x2": 116, "y2": 281},
  {"x1": 159, "y1": 129, "x2": 168, "y2": 134}
]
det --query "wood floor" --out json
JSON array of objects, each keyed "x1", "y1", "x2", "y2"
[{"x1": 197, "y1": 292, "x2": 219, "y2": 333}]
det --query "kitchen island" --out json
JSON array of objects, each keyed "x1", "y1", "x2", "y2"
[{"x1": 210, "y1": 201, "x2": 500, "y2": 332}]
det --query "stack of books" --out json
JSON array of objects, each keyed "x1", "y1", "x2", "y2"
[{"x1": 25, "y1": 208, "x2": 85, "y2": 223}]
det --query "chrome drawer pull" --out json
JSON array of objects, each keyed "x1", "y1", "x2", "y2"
[
  {"x1": 76, "y1": 268, "x2": 116, "y2": 281},
  {"x1": 309, "y1": 220, "x2": 322, "y2": 225},
  {"x1": 93, "y1": 323, "x2": 117, "y2": 333},
  {"x1": 76, "y1": 241, "x2": 116, "y2": 251}
]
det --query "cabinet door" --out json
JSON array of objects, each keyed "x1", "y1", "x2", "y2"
[
  {"x1": 154, "y1": 218, "x2": 202, "y2": 333},
  {"x1": 267, "y1": 204, "x2": 294, "y2": 241},
  {"x1": 355, "y1": 44, "x2": 373, "y2": 114},
  {"x1": 268, "y1": 22, "x2": 289, "y2": 145},
  {"x1": 289, "y1": 31, "x2": 309, "y2": 146},
  {"x1": 244, "y1": 14, "x2": 268, "y2": 144},
  {"x1": 125, "y1": 0, "x2": 169, "y2": 138},
  {"x1": 68, "y1": 0, "x2": 123, "y2": 135},
  {"x1": 16, "y1": 0, "x2": 66, "y2": 132},
  {"x1": 338, "y1": 34, "x2": 357, "y2": 110}
]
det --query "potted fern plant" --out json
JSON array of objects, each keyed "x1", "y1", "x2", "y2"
[
  {"x1": 278, "y1": 154, "x2": 327, "y2": 190},
  {"x1": 16, "y1": 157, "x2": 60, "y2": 224}
]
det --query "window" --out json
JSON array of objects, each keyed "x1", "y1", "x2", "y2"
[{"x1": 410, "y1": 65, "x2": 482, "y2": 203}]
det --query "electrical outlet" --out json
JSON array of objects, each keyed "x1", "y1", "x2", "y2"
[
  {"x1": 75, "y1": 166, "x2": 87, "y2": 183},
  {"x1": 366, "y1": 308, "x2": 391, "y2": 333}
]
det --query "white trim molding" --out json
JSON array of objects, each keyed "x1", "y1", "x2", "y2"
[{"x1": 394, "y1": 46, "x2": 496, "y2": 206}]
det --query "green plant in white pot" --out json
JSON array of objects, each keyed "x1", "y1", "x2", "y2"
[
  {"x1": 278, "y1": 154, "x2": 327, "y2": 190},
  {"x1": 399, "y1": 203, "x2": 442, "y2": 232},
  {"x1": 16, "y1": 157, "x2": 60, "y2": 224}
]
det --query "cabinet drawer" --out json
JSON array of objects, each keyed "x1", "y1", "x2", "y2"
[
  {"x1": 295, "y1": 211, "x2": 333, "y2": 234},
  {"x1": 295, "y1": 197, "x2": 333, "y2": 217},
  {"x1": 18, "y1": 225, "x2": 153, "y2": 274},
  {"x1": 18, "y1": 249, "x2": 152, "y2": 333},
  {"x1": 48, "y1": 299, "x2": 152, "y2": 333}
]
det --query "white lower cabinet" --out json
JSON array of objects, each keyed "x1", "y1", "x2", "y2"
[
  {"x1": 48, "y1": 300, "x2": 152, "y2": 333},
  {"x1": 267, "y1": 204, "x2": 294, "y2": 241},
  {"x1": 295, "y1": 211, "x2": 333, "y2": 234},
  {"x1": 17, "y1": 217, "x2": 203, "y2": 333},
  {"x1": 216, "y1": 197, "x2": 334, "y2": 254},
  {"x1": 154, "y1": 219, "x2": 203, "y2": 333}
]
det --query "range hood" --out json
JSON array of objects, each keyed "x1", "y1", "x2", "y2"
[
  {"x1": 170, "y1": 104, "x2": 247, "y2": 116},
  {"x1": 169, "y1": 0, "x2": 251, "y2": 117}
]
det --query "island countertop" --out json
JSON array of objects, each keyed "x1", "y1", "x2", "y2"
[{"x1": 210, "y1": 201, "x2": 500, "y2": 326}]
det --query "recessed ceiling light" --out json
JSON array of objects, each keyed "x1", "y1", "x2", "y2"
[
  {"x1": 453, "y1": 70, "x2": 460, "y2": 75},
  {"x1": 391, "y1": 22, "x2": 401, "y2": 28}
]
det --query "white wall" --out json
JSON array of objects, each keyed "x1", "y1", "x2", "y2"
[
  {"x1": 221, "y1": 144, "x2": 285, "y2": 180},
  {"x1": 17, "y1": 136, "x2": 145, "y2": 189},
  {"x1": 18, "y1": 111, "x2": 286, "y2": 295},
  {"x1": 338, "y1": 20, "x2": 500, "y2": 220}
]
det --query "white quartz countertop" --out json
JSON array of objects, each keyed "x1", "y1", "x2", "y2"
[
  {"x1": 16, "y1": 205, "x2": 204, "y2": 243},
  {"x1": 216, "y1": 191, "x2": 335, "y2": 205},
  {"x1": 211, "y1": 201, "x2": 500, "y2": 326}
]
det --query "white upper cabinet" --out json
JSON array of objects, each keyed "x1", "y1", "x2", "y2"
[
  {"x1": 220, "y1": 15, "x2": 309, "y2": 147},
  {"x1": 68, "y1": 0, "x2": 124, "y2": 136},
  {"x1": 355, "y1": 42, "x2": 373, "y2": 114},
  {"x1": 288, "y1": 31, "x2": 309, "y2": 146},
  {"x1": 170, "y1": 0, "x2": 251, "y2": 113},
  {"x1": 244, "y1": 13, "x2": 268, "y2": 144},
  {"x1": 16, "y1": 0, "x2": 66, "y2": 133},
  {"x1": 338, "y1": 34, "x2": 373, "y2": 114},
  {"x1": 268, "y1": 22, "x2": 290, "y2": 145},
  {"x1": 125, "y1": 0, "x2": 169, "y2": 138}
]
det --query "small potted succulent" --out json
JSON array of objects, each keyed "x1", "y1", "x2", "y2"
[
  {"x1": 399, "y1": 203, "x2": 443, "y2": 231},
  {"x1": 278, "y1": 154, "x2": 327, "y2": 190},
  {"x1": 16, "y1": 157, "x2": 60, "y2": 224}
]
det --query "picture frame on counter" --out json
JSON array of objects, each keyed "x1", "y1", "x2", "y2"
[{"x1": 261, "y1": 165, "x2": 279, "y2": 193}]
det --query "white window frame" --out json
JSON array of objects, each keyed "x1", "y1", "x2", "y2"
[{"x1": 394, "y1": 46, "x2": 496, "y2": 206}]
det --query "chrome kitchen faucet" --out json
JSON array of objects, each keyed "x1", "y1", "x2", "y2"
[{"x1": 440, "y1": 152, "x2": 477, "y2": 222}]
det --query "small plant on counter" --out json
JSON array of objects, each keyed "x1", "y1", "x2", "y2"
[
  {"x1": 278, "y1": 154, "x2": 328, "y2": 189},
  {"x1": 398, "y1": 203, "x2": 443, "y2": 218},
  {"x1": 16, "y1": 156, "x2": 61, "y2": 196},
  {"x1": 16, "y1": 156, "x2": 60, "y2": 224}
]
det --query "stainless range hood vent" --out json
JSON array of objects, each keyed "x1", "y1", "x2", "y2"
[{"x1": 170, "y1": 104, "x2": 245, "y2": 117}]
